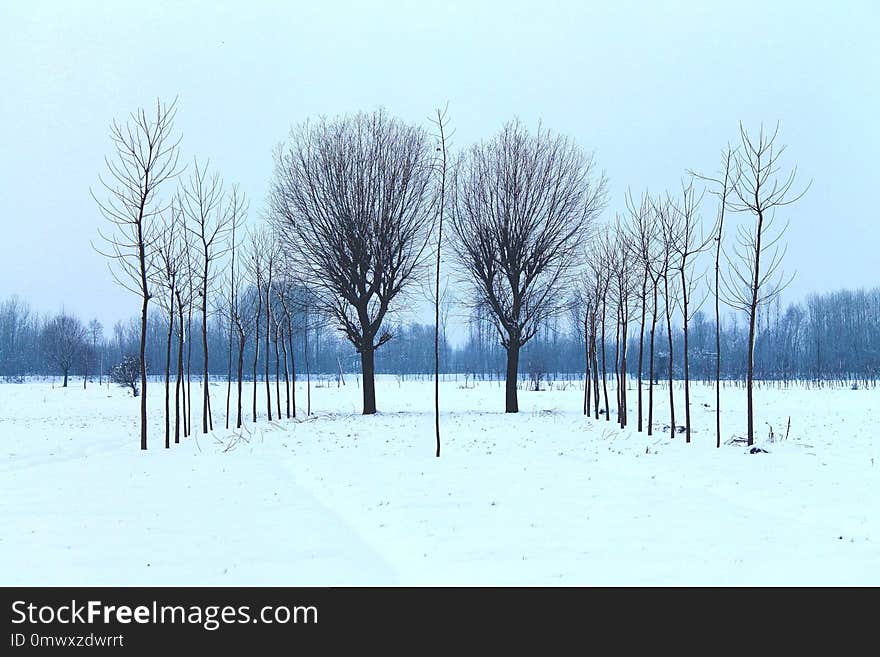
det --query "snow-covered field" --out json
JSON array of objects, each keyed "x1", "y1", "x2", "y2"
[{"x1": 1, "y1": 375, "x2": 877, "y2": 585}]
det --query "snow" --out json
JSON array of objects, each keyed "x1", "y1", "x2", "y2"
[{"x1": 1, "y1": 376, "x2": 877, "y2": 585}]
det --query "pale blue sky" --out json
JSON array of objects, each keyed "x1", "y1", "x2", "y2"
[{"x1": 1, "y1": 0, "x2": 878, "y2": 332}]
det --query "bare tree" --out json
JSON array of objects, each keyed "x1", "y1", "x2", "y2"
[
  {"x1": 87, "y1": 319, "x2": 103, "y2": 387},
  {"x1": 430, "y1": 105, "x2": 451, "y2": 456},
  {"x1": 271, "y1": 109, "x2": 437, "y2": 415},
  {"x1": 274, "y1": 274, "x2": 297, "y2": 419},
  {"x1": 0, "y1": 296, "x2": 33, "y2": 382},
  {"x1": 263, "y1": 239, "x2": 279, "y2": 422},
  {"x1": 655, "y1": 196, "x2": 681, "y2": 438},
  {"x1": 152, "y1": 202, "x2": 184, "y2": 448},
  {"x1": 690, "y1": 146, "x2": 737, "y2": 448},
  {"x1": 93, "y1": 98, "x2": 182, "y2": 449},
  {"x1": 570, "y1": 286, "x2": 591, "y2": 416},
  {"x1": 724, "y1": 123, "x2": 808, "y2": 446},
  {"x1": 610, "y1": 220, "x2": 635, "y2": 428},
  {"x1": 300, "y1": 286, "x2": 315, "y2": 416},
  {"x1": 271, "y1": 299, "x2": 283, "y2": 419},
  {"x1": 245, "y1": 227, "x2": 271, "y2": 422},
  {"x1": 591, "y1": 227, "x2": 615, "y2": 421},
  {"x1": 643, "y1": 203, "x2": 668, "y2": 436},
  {"x1": 624, "y1": 190, "x2": 659, "y2": 433},
  {"x1": 173, "y1": 223, "x2": 196, "y2": 441},
  {"x1": 220, "y1": 186, "x2": 247, "y2": 429},
  {"x1": 182, "y1": 158, "x2": 233, "y2": 434},
  {"x1": 229, "y1": 280, "x2": 256, "y2": 430},
  {"x1": 42, "y1": 313, "x2": 86, "y2": 387},
  {"x1": 450, "y1": 120, "x2": 606, "y2": 412},
  {"x1": 668, "y1": 180, "x2": 714, "y2": 444}
]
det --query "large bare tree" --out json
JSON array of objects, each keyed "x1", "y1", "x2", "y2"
[
  {"x1": 724, "y1": 123, "x2": 808, "y2": 446},
  {"x1": 93, "y1": 99, "x2": 182, "y2": 449},
  {"x1": 450, "y1": 121, "x2": 605, "y2": 412},
  {"x1": 271, "y1": 109, "x2": 437, "y2": 415}
]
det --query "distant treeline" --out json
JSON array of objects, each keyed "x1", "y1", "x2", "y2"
[{"x1": 2, "y1": 286, "x2": 878, "y2": 387}]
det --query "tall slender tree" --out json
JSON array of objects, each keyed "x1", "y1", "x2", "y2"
[
  {"x1": 182, "y1": 159, "x2": 233, "y2": 434},
  {"x1": 691, "y1": 146, "x2": 737, "y2": 447},
  {"x1": 624, "y1": 190, "x2": 658, "y2": 433},
  {"x1": 656, "y1": 196, "x2": 681, "y2": 439},
  {"x1": 724, "y1": 123, "x2": 808, "y2": 445},
  {"x1": 668, "y1": 180, "x2": 714, "y2": 444},
  {"x1": 153, "y1": 201, "x2": 184, "y2": 448},
  {"x1": 246, "y1": 228, "x2": 270, "y2": 423},
  {"x1": 93, "y1": 98, "x2": 182, "y2": 449},
  {"x1": 430, "y1": 105, "x2": 451, "y2": 456}
]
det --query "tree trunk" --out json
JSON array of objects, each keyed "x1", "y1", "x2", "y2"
[
  {"x1": 591, "y1": 334, "x2": 599, "y2": 419},
  {"x1": 265, "y1": 286, "x2": 272, "y2": 422},
  {"x1": 63, "y1": 370, "x2": 69, "y2": 388},
  {"x1": 746, "y1": 210, "x2": 765, "y2": 447},
  {"x1": 682, "y1": 292, "x2": 692, "y2": 443},
  {"x1": 504, "y1": 341, "x2": 520, "y2": 413},
  {"x1": 637, "y1": 267, "x2": 647, "y2": 432},
  {"x1": 274, "y1": 323, "x2": 281, "y2": 420},
  {"x1": 186, "y1": 308, "x2": 192, "y2": 437},
  {"x1": 601, "y1": 298, "x2": 609, "y2": 421},
  {"x1": 139, "y1": 295, "x2": 148, "y2": 450},
  {"x1": 360, "y1": 345, "x2": 377, "y2": 415},
  {"x1": 280, "y1": 324, "x2": 290, "y2": 419},
  {"x1": 201, "y1": 259, "x2": 211, "y2": 434},
  {"x1": 225, "y1": 320, "x2": 233, "y2": 430},
  {"x1": 747, "y1": 314, "x2": 756, "y2": 446},
  {"x1": 252, "y1": 289, "x2": 261, "y2": 423},
  {"x1": 614, "y1": 308, "x2": 621, "y2": 422},
  {"x1": 663, "y1": 274, "x2": 675, "y2": 439},
  {"x1": 583, "y1": 314, "x2": 590, "y2": 416},
  {"x1": 434, "y1": 281, "x2": 442, "y2": 457},
  {"x1": 680, "y1": 264, "x2": 692, "y2": 444},
  {"x1": 647, "y1": 281, "x2": 658, "y2": 436},
  {"x1": 236, "y1": 331, "x2": 245, "y2": 429},
  {"x1": 304, "y1": 318, "x2": 311, "y2": 416},
  {"x1": 164, "y1": 297, "x2": 173, "y2": 449},
  {"x1": 715, "y1": 261, "x2": 722, "y2": 448},
  {"x1": 715, "y1": 210, "x2": 724, "y2": 449},
  {"x1": 175, "y1": 303, "x2": 183, "y2": 444},
  {"x1": 620, "y1": 310, "x2": 628, "y2": 429},
  {"x1": 287, "y1": 316, "x2": 296, "y2": 418}
]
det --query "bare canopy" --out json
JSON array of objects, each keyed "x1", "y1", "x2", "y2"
[
  {"x1": 449, "y1": 120, "x2": 606, "y2": 412},
  {"x1": 270, "y1": 109, "x2": 436, "y2": 414}
]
